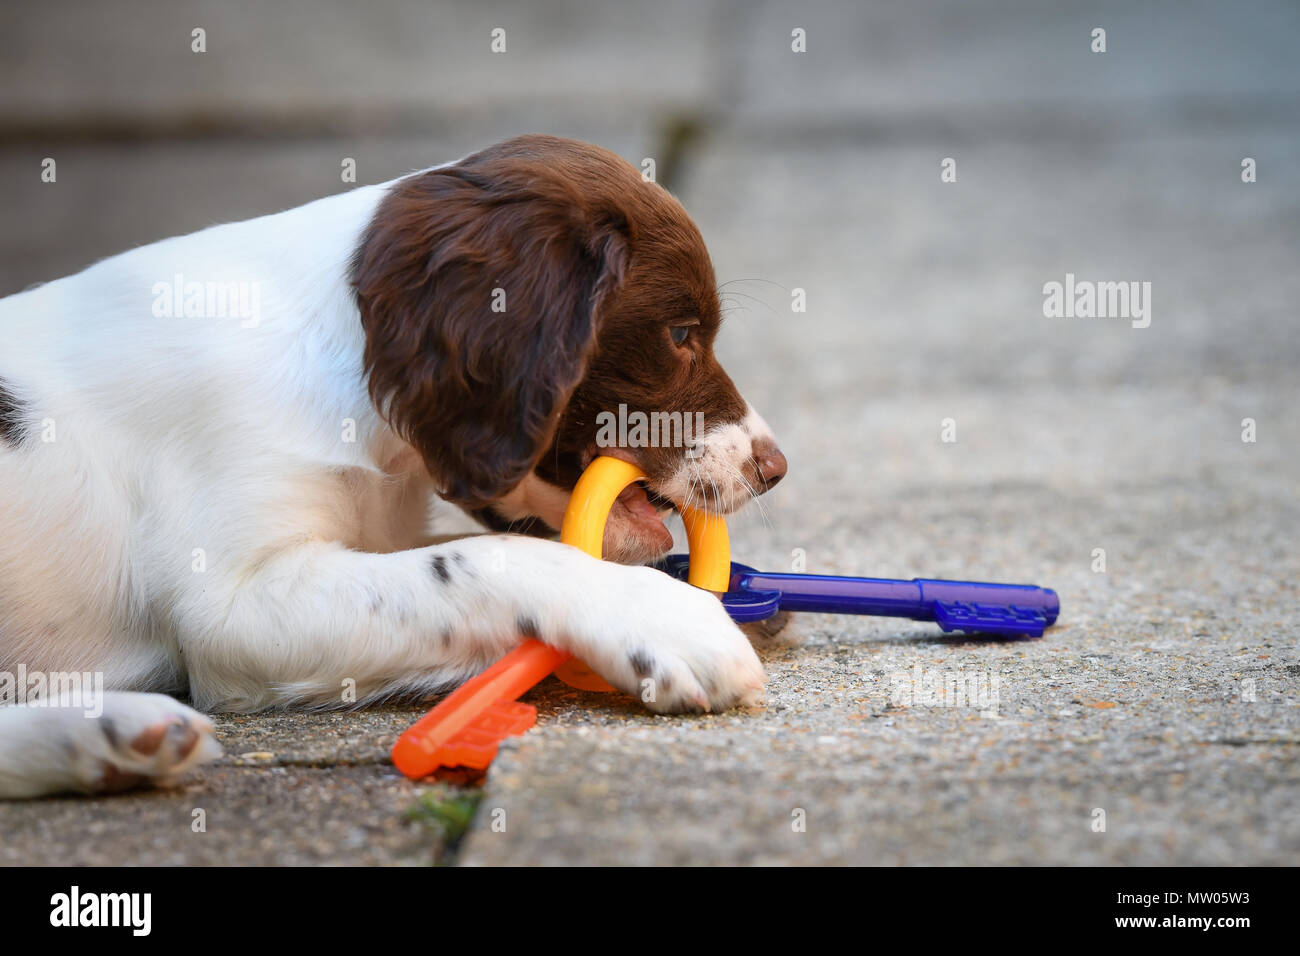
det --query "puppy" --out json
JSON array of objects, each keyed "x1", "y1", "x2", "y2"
[{"x1": 0, "y1": 135, "x2": 786, "y2": 798}]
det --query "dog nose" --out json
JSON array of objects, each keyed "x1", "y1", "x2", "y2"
[{"x1": 753, "y1": 442, "x2": 787, "y2": 492}]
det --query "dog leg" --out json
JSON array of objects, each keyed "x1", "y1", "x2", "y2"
[{"x1": 174, "y1": 535, "x2": 765, "y2": 714}]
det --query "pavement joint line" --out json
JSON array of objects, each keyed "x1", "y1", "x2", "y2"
[
  {"x1": 5, "y1": 93, "x2": 1297, "y2": 149},
  {"x1": 222, "y1": 756, "x2": 395, "y2": 769}
]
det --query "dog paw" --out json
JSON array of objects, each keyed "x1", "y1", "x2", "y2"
[
  {"x1": 87, "y1": 697, "x2": 222, "y2": 793},
  {"x1": 0, "y1": 692, "x2": 222, "y2": 799},
  {"x1": 60, "y1": 693, "x2": 221, "y2": 796},
  {"x1": 571, "y1": 564, "x2": 766, "y2": 714}
]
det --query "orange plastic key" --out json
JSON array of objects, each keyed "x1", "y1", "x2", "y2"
[
  {"x1": 390, "y1": 455, "x2": 731, "y2": 777},
  {"x1": 390, "y1": 640, "x2": 566, "y2": 774}
]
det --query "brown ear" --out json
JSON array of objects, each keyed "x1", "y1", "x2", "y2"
[{"x1": 352, "y1": 153, "x2": 629, "y2": 507}]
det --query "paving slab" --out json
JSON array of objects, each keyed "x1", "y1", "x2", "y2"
[
  {"x1": 0, "y1": 0, "x2": 729, "y2": 124},
  {"x1": 725, "y1": 0, "x2": 1300, "y2": 124}
]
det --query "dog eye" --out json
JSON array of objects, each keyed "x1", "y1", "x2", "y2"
[{"x1": 669, "y1": 325, "x2": 692, "y2": 346}]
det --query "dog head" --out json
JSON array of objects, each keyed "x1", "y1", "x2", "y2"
[{"x1": 353, "y1": 135, "x2": 785, "y2": 562}]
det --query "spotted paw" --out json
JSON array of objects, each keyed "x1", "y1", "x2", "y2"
[
  {"x1": 0, "y1": 691, "x2": 222, "y2": 799},
  {"x1": 558, "y1": 562, "x2": 767, "y2": 714},
  {"x1": 91, "y1": 702, "x2": 221, "y2": 792}
]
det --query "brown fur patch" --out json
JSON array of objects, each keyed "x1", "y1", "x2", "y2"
[{"x1": 350, "y1": 134, "x2": 749, "y2": 508}]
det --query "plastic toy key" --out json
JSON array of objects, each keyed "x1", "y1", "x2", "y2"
[
  {"x1": 656, "y1": 557, "x2": 1060, "y2": 637},
  {"x1": 391, "y1": 456, "x2": 730, "y2": 779}
]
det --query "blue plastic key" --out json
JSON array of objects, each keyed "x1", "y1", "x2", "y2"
[{"x1": 656, "y1": 556, "x2": 1060, "y2": 637}]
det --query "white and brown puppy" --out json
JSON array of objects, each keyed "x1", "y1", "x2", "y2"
[{"x1": 0, "y1": 135, "x2": 786, "y2": 798}]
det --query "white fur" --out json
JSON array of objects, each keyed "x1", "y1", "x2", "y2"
[
  {"x1": 0, "y1": 172, "x2": 764, "y2": 798},
  {"x1": 659, "y1": 405, "x2": 780, "y2": 512}
]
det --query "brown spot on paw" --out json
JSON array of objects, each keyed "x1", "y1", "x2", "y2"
[
  {"x1": 129, "y1": 720, "x2": 174, "y2": 756},
  {"x1": 173, "y1": 722, "x2": 202, "y2": 760},
  {"x1": 96, "y1": 762, "x2": 147, "y2": 793}
]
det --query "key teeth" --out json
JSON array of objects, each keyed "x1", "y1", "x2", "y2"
[
  {"x1": 934, "y1": 601, "x2": 1048, "y2": 637},
  {"x1": 431, "y1": 700, "x2": 539, "y2": 770}
]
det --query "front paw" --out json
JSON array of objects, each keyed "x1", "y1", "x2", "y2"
[{"x1": 579, "y1": 565, "x2": 766, "y2": 714}]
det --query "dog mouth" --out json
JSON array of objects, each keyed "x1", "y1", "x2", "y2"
[
  {"x1": 610, "y1": 480, "x2": 677, "y2": 553},
  {"x1": 562, "y1": 444, "x2": 743, "y2": 555}
]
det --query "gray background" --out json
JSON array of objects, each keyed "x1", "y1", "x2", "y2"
[{"x1": 0, "y1": 0, "x2": 1296, "y2": 865}]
